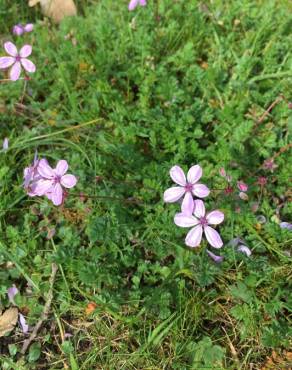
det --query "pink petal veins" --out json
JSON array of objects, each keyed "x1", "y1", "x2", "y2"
[
  {"x1": 206, "y1": 210, "x2": 224, "y2": 225},
  {"x1": 4, "y1": 41, "x2": 18, "y2": 57},
  {"x1": 192, "y1": 183, "x2": 210, "y2": 198},
  {"x1": 21, "y1": 58, "x2": 36, "y2": 73},
  {"x1": 194, "y1": 199, "x2": 205, "y2": 218},
  {"x1": 33, "y1": 179, "x2": 53, "y2": 196},
  {"x1": 0, "y1": 56, "x2": 15, "y2": 69},
  {"x1": 181, "y1": 191, "x2": 194, "y2": 215},
  {"x1": 19, "y1": 45, "x2": 32, "y2": 58},
  {"x1": 174, "y1": 213, "x2": 199, "y2": 228},
  {"x1": 9, "y1": 61, "x2": 21, "y2": 81},
  {"x1": 163, "y1": 186, "x2": 185, "y2": 203},
  {"x1": 38, "y1": 161, "x2": 55, "y2": 179},
  {"x1": 55, "y1": 160, "x2": 68, "y2": 176},
  {"x1": 169, "y1": 165, "x2": 186, "y2": 186},
  {"x1": 204, "y1": 226, "x2": 223, "y2": 248},
  {"x1": 51, "y1": 183, "x2": 63, "y2": 206},
  {"x1": 185, "y1": 225, "x2": 203, "y2": 248},
  {"x1": 187, "y1": 165, "x2": 202, "y2": 184}
]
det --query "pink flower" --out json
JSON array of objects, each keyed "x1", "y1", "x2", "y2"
[
  {"x1": 237, "y1": 181, "x2": 248, "y2": 192},
  {"x1": 0, "y1": 42, "x2": 36, "y2": 81},
  {"x1": 262, "y1": 158, "x2": 277, "y2": 172},
  {"x1": 7, "y1": 285, "x2": 19, "y2": 304},
  {"x1": 23, "y1": 153, "x2": 44, "y2": 195},
  {"x1": 13, "y1": 24, "x2": 34, "y2": 36},
  {"x1": 19, "y1": 313, "x2": 29, "y2": 334},
  {"x1": 128, "y1": 0, "x2": 147, "y2": 11},
  {"x1": 174, "y1": 199, "x2": 224, "y2": 248},
  {"x1": 35, "y1": 160, "x2": 77, "y2": 206},
  {"x1": 164, "y1": 165, "x2": 210, "y2": 215},
  {"x1": 206, "y1": 249, "x2": 224, "y2": 263}
]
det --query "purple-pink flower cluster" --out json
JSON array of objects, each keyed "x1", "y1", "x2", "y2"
[
  {"x1": 13, "y1": 23, "x2": 34, "y2": 36},
  {"x1": 164, "y1": 165, "x2": 224, "y2": 261},
  {"x1": 24, "y1": 154, "x2": 77, "y2": 206}
]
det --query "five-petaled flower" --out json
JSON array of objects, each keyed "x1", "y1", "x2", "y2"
[
  {"x1": 0, "y1": 42, "x2": 36, "y2": 81},
  {"x1": 174, "y1": 199, "x2": 224, "y2": 248},
  {"x1": 128, "y1": 0, "x2": 147, "y2": 11},
  {"x1": 163, "y1": 165, "x2": 210, "y2": 215},
  {"x1": 24, "y1": 156, "x2": 77, "y2": 206},
  {"x1": 34, "y1": 160, "x2": 77, "y2": 206}
]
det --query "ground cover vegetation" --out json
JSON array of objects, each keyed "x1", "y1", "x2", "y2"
[{"x1": 0, "y1": 0, "x2": 291, "y2": 368}]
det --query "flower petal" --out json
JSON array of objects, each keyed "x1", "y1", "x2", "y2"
[
  {"x1": 61, "y1": 174, "x2": 77, "y2": 188},
  {"x1": 38, "y1": 160, "x2": 54, "y2": 179},
  {"x1": 204, "y1": 226, "x2": 223, "y2": 248},
  {"x1": 185, "y1": 225, "x2": 203, "y2": 247},
  {"x1": 128, "y1": 0, "x2": 139, "y2": 10},
  {"x1": 24, "y1": 24, "x2": 34, "y2": 32},
  {"x1": 51, "y1": 183, "x2": 63, "y2": 206},
  {"x1": 19, "y1": 313, "x2": 29, "y2": 334},
  {"x1": 206, "y1": 249, "x2": 224, "y2": 263},
  {"x1": 0, "y1": 56, "x2": 15, "y2": 69},
  {"x1": 192, "y1": 184, "x2": 210, "y2": 198},
  {"x1": 181, "y1": 192, "x2": 194, "y2": 215},
  {"x1": 280, "y1": 222, "x2": 292, "y2": 231},
  {"x1": 237, "y1": 181, "x2": 248, "y2": 192},
  {"x1": 55, "y1": 160, "x2": 68, "y2": 176},
  {"x1": 33, "y1": 179, "x2": 53, "y2": 195},
  {"x1": 163, "y1": 186, "x2": 185, "y2": 203},
  {"x1": 206, "y1": 210, "x2": 224, "y2": 225},
  {"x1": 169, "y1": 165, "x2": 186, "y2": 186},
  {"x1": 187, "y1": 165, "x2": 202, "y2": 184},
  {"x1": 194, "y1": 199, "x2": 205, "y2": 218},
  {"x1": 4, "y1": 41, "x2": 18, "y2": 57},
  {"x1": 13, "y1": 25, "x2": 24, "y2": 36},
  {"x1": 174, "y1": 213, "x2": 198, "y2": 228},
  {"x1": 7, "y1": 285, "x2": 19, "y2": 304},
  {"x1": 237, "y1": 245, "x2": 252, "y2": 257},
  {"x1": 139, "y1": 0, "x2": 147, "y2": 5},
  {"x1": 19, "y1": 45, "x2": 32, "y2": 58},
  {"x1": 9, "y1": 61, "x2": 21, "y2": 81},
  {"x1": 21, "y1": 58, "x2": 36, "y2": 73}
]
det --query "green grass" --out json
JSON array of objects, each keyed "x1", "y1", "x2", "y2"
[{"x1": 0, "y1": 0, "x2": 291, "y2": 368}]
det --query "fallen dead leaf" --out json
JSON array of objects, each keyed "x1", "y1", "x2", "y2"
[
  {"x1": 85, "y1": 302, "x2": 97, "y2": 315},
  {"x1": 0, "y1": 307, "x2": 18, "y2": 337}
]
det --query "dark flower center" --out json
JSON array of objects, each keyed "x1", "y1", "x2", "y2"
[
  {"x1": 184, "y1": 183, "x2": 193, "y2": 192},
  {"x1": 199, "y1": 216, "x2": 208, "y2": 226},
  {"x1": 15, "y1": 55, "x2": 21, "y2": 62}
]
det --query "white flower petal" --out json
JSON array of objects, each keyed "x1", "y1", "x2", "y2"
[
  {"x1": 174, "y1": 213, "x2": 198, "y2": 228},
  {"x1": 192, "y1": 184, "x2": 210, "y2": 198},
  {"x1": 169, "y1": 165, "x2": 186, "y2": 186},
  {"x1": 194, "y1": 199, "x2": 205, "y2": 218},
  {"x1": 187, "y1": 165, "x2": 202, "y2": 184},
  {"x1": 0, "y1": 57, "x2": 15, "y2": 69},
  {"x1": 163, "y1": 187, "x2": 185, "y2": 203},
  {"x1": 4, "y1": 41, "x2": 18, "y2": 57},
  {"x1": 181, "y1": 192, "x2": 194, "y2": 215},
  {"x1": 204, "y1": 226, "x2": 223, "y2": 248},
  {"x1": 19, "y1": 45, "x2": 32, "y2": 58},
  {"x1": 185, "y1": 225, "x2": 203, "y2": 247},
  {"x1": 206, "y1": 210, "x2": 224, "y2": 225},
  {"x1": 21, "y1": 58, "x2": 36, "y2": 73}
]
